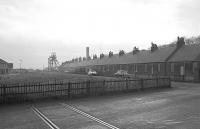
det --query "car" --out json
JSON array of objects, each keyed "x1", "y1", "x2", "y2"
[
  {"x1": 114, "y1": 70, "x2": 131, "y2": 78},
  {"x1": 64, "y1": 70, "x2": 69, "y2": 73},
  {"x1": 88, "y1": 69, "x2": 97, "y2": 76}
]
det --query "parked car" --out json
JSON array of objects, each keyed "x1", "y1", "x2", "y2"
[
  {"x1": 114, "y1": 70, "x2": 131, "y2": 78},
  {"x1": 64, "y1": 70, "x2": 69, "y2": 73},
  {"x1": 88, "y1": 69, "x2": 97, "y2": 76}
]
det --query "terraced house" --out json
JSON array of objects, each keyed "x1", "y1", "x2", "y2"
[
  {"x1": 166, "y1": 42, "x2": 200, "y2": 82},
  {"x1": 61, "y1": 37, "x2": 200, "y2": 82},
  {"x1": 0, "y1": 58, "x2": 13, "y2": 74}
]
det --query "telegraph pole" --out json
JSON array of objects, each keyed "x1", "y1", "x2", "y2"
[{"x1": 19, "y1": 59, "x2": 22, "y2": 73}]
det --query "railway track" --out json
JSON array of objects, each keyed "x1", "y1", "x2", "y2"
[
  {"x1": 61, "y1": 103, "x2": 120, "y2": 129},
  {"x1": 31, "y1": 106, "x2": 60, "y2": 129},
  {"x1": 31, "y1": 103, "x2": 120, "y2": 129}
]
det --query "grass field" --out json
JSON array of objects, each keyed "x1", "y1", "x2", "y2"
[{"x1": 0, "y1": 72, "x2": 117, "y2": 84}]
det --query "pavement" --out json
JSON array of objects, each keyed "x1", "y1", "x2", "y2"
[{"x1": 0, "y1": 82, "x2": 200, "y2": 129}]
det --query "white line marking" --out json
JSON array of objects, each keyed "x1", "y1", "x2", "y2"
[
  {"x1": 157, "y1": 126, "x2": 167, "y2": 129},
  {"x1": 165, "y1": 121, "x2": 183, "y2": 125},
  {"x1": 60, "y1": 103, "x2": 120, "y2": 129},
  {"x1": 31, "y1": 106, "x2": 60, "y2": 129},
  {"x1": 162, "y1": 119, "x2": 174, "y2": 122}
]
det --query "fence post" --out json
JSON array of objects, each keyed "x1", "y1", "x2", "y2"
[
  {"x1": 68, "y1": 82, "x2": 71, "y2": 99},
  {"x1": 125, "y1": 79, "x2": 128, "y2": 91},
  {"x1": 102, "y1": 80, "x2": 105, "y2": 95},
  {"x1": 86, "y1": 80, "x2": 90, "y2": 96},
  {"x1": 140, "y1": 79, "x2": 144, "y2": 90}
]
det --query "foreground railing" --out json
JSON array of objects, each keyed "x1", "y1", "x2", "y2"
[{"x1": 0, "y1": 77, "x2": 170, "y2": 104}]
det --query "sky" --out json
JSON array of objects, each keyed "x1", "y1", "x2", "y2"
[{"x1": 0, "y1": 0, "x2": 200, "y2": 69}]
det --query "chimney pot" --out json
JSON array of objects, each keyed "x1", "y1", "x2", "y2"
[
  {"x1": 176, "y1": 36, "x2": 185, "y2": 48},
  {"x1": 151, "y1": 42, "x2": 158, "y2": 52}
]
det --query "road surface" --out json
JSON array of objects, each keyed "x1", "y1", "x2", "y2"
[{"x1": 0, "y1": 82, "x2": 200, "y2": 129}]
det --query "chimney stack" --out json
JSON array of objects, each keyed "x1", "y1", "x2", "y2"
[
  {"x1": 86, "y1": 47, "x2": 89, "y2": 60},
  {"x1": 176, "y1": 36, "x2": 185, "y2": 48},
  {"x1": 151, "y1": 42, "x2": 158, "y2": 52}
]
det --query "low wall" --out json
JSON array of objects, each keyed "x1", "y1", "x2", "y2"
[
  {"x1": 0, "y1": 77, "x2": 171, "y2": 104},
  {"x1": 169, "y1": 75, "x2": 200, "y2": 82}
]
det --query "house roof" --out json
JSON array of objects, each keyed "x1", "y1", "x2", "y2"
[
  {"x1": 168, "y1": 44, "x2": 200, "y2": 62},
  {"x1": 0, "y1": 58, "x2": 7, "y2": 64},
  {"x1": 63, "y1": 45, "x2": 177, "y2": 68},
  {"x1": 125, "y1": 45, "x2": 176, "y2": 64}
]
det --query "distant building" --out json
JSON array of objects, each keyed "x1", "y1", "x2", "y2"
[
  {"x1": 0, "y1": 58, "x2": 13, "y2": 74},
  {"x1": 61, "y1": 37, "x2": 200, "y2": 82}
]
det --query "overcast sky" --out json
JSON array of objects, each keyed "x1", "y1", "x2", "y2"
[{"x1": 0, "y1": 0, "x2": 200, "y2": 69}]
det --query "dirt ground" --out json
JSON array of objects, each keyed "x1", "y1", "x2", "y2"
[{"x1": 0, "y1": 82, "x2": 200, "y2": 129}]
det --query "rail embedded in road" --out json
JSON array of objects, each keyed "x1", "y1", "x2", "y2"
[
  {"x1": 60, "y1": 103, "x2": 120, "y2": 129},
  {"x1": 31, "y1": 106, "x2": 60, "y2": 129}
]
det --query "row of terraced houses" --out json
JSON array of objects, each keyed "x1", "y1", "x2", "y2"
[{"x1": 61, "y1": 37, "x2": 200, "y2": 82}]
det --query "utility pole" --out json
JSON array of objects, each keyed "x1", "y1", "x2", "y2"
[{"x1": 19, "y1": 59, "x2": 22, "y2": 73}]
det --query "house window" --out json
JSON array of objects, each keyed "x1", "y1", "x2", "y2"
[
  {"x1": 120, "y1": 65, "x2": 122, "y2": 70},
  {"x1": 193, "y1": 62, "x2": 198, "y2": 73},
  {"x1": 171, "y1": 63, "x2": 174, "y2": 73},
  {"x1": 132, "y1": 64, "x2": 134, "y2": 72},
  {"x1": 135, "y1": 64, "x2": 138, "y2": 72},
  {"x1": 145, "y1": 64, "x2": 147, "y2": 73},
  {"x1": 158, "y1": 64, "x2": 161, "y2": 72},
  {"x1": 180, "y1": 66, "x2": 184, "y2": 75},
  {"x1": 106, "y1": 65, "x2": 108, "y2": 71},
  {"x1": 151, "y1": 64, "x2": 154, "y2": 74}
]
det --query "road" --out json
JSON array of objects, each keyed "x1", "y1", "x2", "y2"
[{"x1": 0, "y1": 82, "x2": 200, "y2": 129}]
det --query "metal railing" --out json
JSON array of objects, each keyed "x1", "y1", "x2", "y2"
[{"x1": 0, "y1": 77, "x2": 171, "y2": 104}]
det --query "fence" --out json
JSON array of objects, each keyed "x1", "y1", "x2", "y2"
[
  {"x1": 169, "y1": 75, "x2": 200, "y2": 82},
  {"x1": 0, "y1": 77, "x2": 170, "y2": 104}
]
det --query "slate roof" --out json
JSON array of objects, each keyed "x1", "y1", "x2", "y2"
[
  {"x1": 168, "y1": 44, "x2": 200, "y2": 62},
  {"x1": 0, "y1": 58, "x2": 7, "y2": 64},
  {"x1": 63, "y1": 45, "x2": 177, "y2": 68}
]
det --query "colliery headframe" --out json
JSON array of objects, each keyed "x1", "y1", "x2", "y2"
[{"x1": 48, "y1": 52, "x2": 60, "y2": 71}]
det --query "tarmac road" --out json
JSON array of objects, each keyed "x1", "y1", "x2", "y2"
[
  {"x1": 0, "y1": 104, "x2": 49, "y2": 129},
  {"x1": 68, "y1": 82, "x2": 200, "y2": 129},
  {"x1": 0, "y1": 82, "x2": 200, "y2": 129}
]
